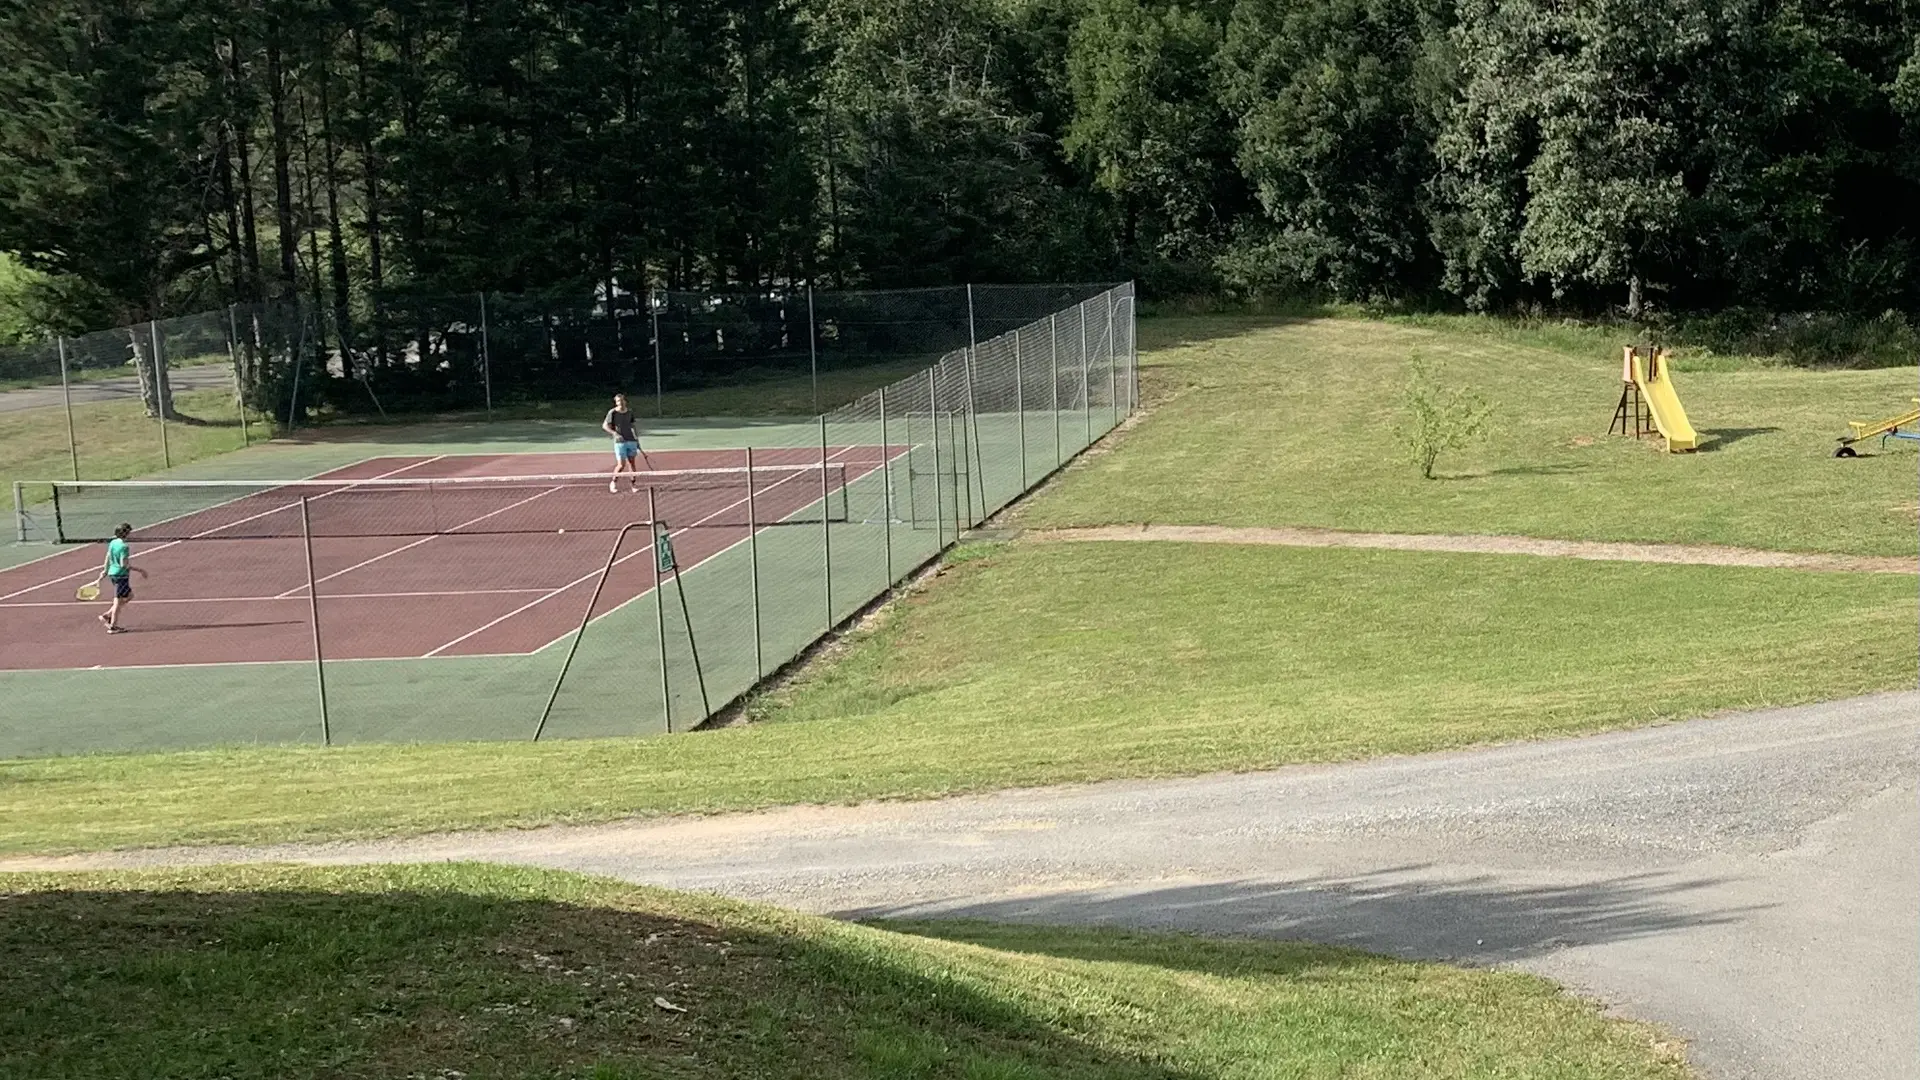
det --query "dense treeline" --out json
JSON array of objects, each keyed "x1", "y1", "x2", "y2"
[{"x1": 0, "y1": 0, "x2": 1915, "y2": 337}]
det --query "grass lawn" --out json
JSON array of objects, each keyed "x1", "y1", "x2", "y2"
[
  {"x1": 3, "y1": 541, "x2": 1910, "y2": 854},
  {"x1": 0, "y1": 863, "x2": 1692, "y2": 1079},
  {"x1": 0, "y1": 386, "x2": 264, "y2": 499},
  {"x1": 1019, "y1": 316, "x2": 1920, "y2": 557}
]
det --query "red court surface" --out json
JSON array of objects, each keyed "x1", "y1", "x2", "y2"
[{"x1": 0, "y1": 447, "x2": 891, "y2": 672}]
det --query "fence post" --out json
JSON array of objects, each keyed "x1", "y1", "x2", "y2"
[
  {"x1": 1129, "y1": 282, "x2": 1139, "y2": 413},
  {"x1": 962, "y1": 287, "x2": 986, "y2": 515},
  {"x1": 227, "y1": 304, "x2": 251, "y2": 447},
  {"x1": 150, "y1": 321, "x2": 171, "y2": 469},
  {"x1": 477, "y1": 292, "x2": 493, "y2": 421},
  {"x1": 807, "y1": 285, "x2": 820, "y2": 415},
  {"x1": 930, "y1": 370, "x2": 943, "y2": 548},
  {"x1": 1049, "y1": 315, "x2": 1060, "y2": 468},
  {"x1": 58, "y1": 336, "x2": 79, "y2": 481},
  {"x1": 746, "y1": 448, "x2": 763, "y2": 676},
  {"x1": 1014, "y1": 328, "x2": 1027, "y2": 489},
  {"x1": 298, "y1": 497, "x2": 331, "y2": 746},
  {"x1": 1107, "y1": 289, "x2": 1120, "y2": 430},
  {"x1": 820, "y1": 414, "x2": 833, "y2": 628},
  {"x1": 949, "y1": 409, "x2": 966, "y2": 535},
  {"x1": 651, "y1": 292, "x2": 664, "y2": 417},
  {"x1": 650, "y1": 489, "x2": 671, "y2": 734},
  {"x1": 879, "y1": 387, "x2": 894, "y2": 584},
  {"x1": 1080, "y1": 302, "x2": 1092, "y2": 448}
]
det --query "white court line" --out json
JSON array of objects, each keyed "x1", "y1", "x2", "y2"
[
  {"x1": 0, "y1": 587, "x2": 553, "y2": 609},
  {"x1": 0, "y1": 456, "x2": 447, "y2": 604},
  {"x1": 273, "y1": 483, "x2": 567, "y2": 599},
  {"x1": 420, "y1": 448, "x2": 864, "y2": 657},
  {"x1": 519, "y1": 442, "x2": 914, "y2": 655}
]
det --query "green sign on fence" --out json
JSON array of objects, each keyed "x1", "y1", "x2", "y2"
[{"x1": 655, "y1": 528, "x2": 676, "y2": 573}]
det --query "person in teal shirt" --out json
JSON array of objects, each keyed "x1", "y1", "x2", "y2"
[{"x1": 92, "y1": 522, "x2": 147, "y2": 634}]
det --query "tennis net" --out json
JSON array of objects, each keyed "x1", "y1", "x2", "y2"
[{"x1": 18, "y1": 463, "x2": 859, "y2": 543}]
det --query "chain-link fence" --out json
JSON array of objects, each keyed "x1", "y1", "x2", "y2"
[
  {"x1": 0, "y1": 284, "x2": 1135, "y2": 756},
  {"x1": 0, "y1": 307, "x2": 285, "y2": 491}
]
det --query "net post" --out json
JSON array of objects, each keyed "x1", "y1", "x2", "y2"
[
  {"x1": 807, "y1": 285, "x2": 819, "y2": 415},
  {"x1": 1014, "y1": 327, "x2": 1027, "y2": 489},
  {"x1": 50, "y1": 484, "x2": 64, "y2": 543},
  {"x1": 58, "y1": 335, "x2": 79, "y2": 481},
  {"x1": 477, "y1": 292, "x2": 493, "y2": 421},
  {"x1": 879, "y1": 387, "x2": 894, "y2": 584},
  {"x1": 650, "y1": 292, "x2": 664, "y2": 418},
  {"x1": 535, "y1": 521, "x2": 642, "y2": 741},
  {"x1": 228, "y1": 304, "x2": 251, "y2": 447},
  {"x1": 930, "y1": 370, "x2": 944, "y2": 548},
  {"x1": 820, "y1": 414, "x2": 832, "y2": 628},
  {"x1": 299, "y1": 497, "x2": 331, "y2": 746},
  {"x1": 650, "y1": 488, "x2": 671, "y2": 734},
  {"x1": 11, "y1": 481, "x2": 24, "y2": 543},
  {"x1": 151, "y1": 320, "x2": 171, "y2": 469},
  {"x1": 1050, "y1": 315, "x2": 1060, "y2": 467},
  {"x1": 1080, "y1": 300, "x2": 1092, "y2": 448},
  {"x1": 746, "y1": 448, "x2": 763, "y2": 677}
]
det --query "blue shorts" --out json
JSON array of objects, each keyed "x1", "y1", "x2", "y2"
[
  {"x1": 110, "y1": 575, "x2": 132, "y2": 600},
  {"x1": 613, "y1": 440, "x2": 640, "y2": 463}
]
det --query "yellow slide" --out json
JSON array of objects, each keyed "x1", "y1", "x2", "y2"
[{"x1": 1627, "y1": 347, "x2": 1698, "y2": 452}]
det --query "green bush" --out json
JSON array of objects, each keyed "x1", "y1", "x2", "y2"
[{"x1": 1399, "y1": 352, "x2": 1493, "y2": 480}]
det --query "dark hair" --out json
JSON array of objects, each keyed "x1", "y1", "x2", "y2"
[{"x1": 113, "y1": 523, "x2": 132, "y2": 539}]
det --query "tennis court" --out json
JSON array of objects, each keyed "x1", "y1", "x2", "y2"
[
  {"x1": 0, "y1": 282, "x2": 1136, "y2": 756},
  {"x1": 0, "y1": 448, "x2": 889, "y2": 670}
]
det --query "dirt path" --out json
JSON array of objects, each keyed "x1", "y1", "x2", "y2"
[{"x1": 1024, "y1": 523, "x2": 1917, "y2": 574}]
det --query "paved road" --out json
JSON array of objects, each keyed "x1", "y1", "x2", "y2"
[
  {"x1": 8, "y1": 691, "x2": 1916, "y2": 1080},
  {"x1": 0, "y1": 364, "x2": 235, "y2": 414}
]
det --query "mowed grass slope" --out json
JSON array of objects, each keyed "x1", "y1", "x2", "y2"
[
  {"x1": 0, "y1": 864, "x2": 1690, "y2": 1080},
  {"x1": 1, "y1": 314, "x2": 1911, "y2": 853},
  {"x1": 1022, "y1": 316, "x2": 1920, "y2": 556},
  {"x1": 3, "y1": 541, "x2": 1910, "y2": 853}
]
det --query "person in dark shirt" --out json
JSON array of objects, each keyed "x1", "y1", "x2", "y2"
[{"x1": 602, "y1": 392, "x2": 649, "y2": 492}]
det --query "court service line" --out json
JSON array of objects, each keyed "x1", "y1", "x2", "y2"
[
  {"x1": 420, "y1": 448, "x2": 862, "y2": 658},
  {"x1": 272, "y1": 483, "x2": 569, "y2": 599},
  {"x1": 0, "y1": 456, "x2": 450, "y2": 605}
]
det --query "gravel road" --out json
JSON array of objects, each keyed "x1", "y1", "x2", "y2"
[
  {"x1": 7, "y1": 690, "x2": 1915, "y2": 1080},
  {"x1": 0, "y1": 364, "x2": 235, "y2": 414}
]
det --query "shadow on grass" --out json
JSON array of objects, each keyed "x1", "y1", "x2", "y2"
[
  {"x1": 0, "y1": 877, "x2": 1188, "y2": 1080},
  {"x1": 1697, "y1": 427, "x2": 1783, "y2": 452},
  {"x1": 855, "y1": 866, "x2": 1762, "y2": 967}
]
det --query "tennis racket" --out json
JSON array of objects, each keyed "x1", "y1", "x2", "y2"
[{"x1": 75, "y1": 583, "x2": 101, "y2": 601}]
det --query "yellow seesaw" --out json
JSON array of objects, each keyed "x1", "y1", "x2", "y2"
[{"x1": 1834, "y1": 399, "x2": 1920, "y2": 457}]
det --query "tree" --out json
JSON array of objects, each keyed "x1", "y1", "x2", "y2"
[
  {"x1": 1064, "y1": 0, "x2": 1243, "y2": 289},
  {"x1": 1216, "y1": 0, "x2": 1451, "y2": 300}
]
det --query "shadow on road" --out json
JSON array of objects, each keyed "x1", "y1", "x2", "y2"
[{"x1": 853, "y1": 865, "x2": 1765, "y2": 966}]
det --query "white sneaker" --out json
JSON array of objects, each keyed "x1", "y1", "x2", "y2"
[{"x1": 609, "y1": 480, "x2": 619, "y2": 493}]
